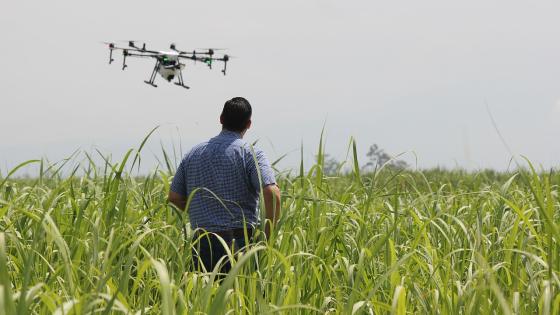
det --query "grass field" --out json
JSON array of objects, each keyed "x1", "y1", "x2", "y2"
[{"x1": 0, "y1": 139, "x2": 559, "y2": 314}]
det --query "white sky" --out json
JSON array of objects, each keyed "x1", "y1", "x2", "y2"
[{"x1": 1, "y1": 0, "x2": 559, "y2": 174}]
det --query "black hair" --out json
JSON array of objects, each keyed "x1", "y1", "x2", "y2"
[{"x1": 221, "y1": 97, "x2": 252, "y2": 132}]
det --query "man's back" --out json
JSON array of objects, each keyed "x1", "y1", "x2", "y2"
[
  {"x1": 170, "y1": 130, "x2": 276, "y2": 232},
  {"x1": 168, "y1": 97, "x2": 281, "y2": 273}
]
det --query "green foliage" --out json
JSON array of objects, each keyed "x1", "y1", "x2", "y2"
[{"x1": 0, "y1": 141, "x2": 558, "y2": 314}]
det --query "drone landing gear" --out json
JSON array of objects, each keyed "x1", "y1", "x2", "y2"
[
  {"x1": 174, "y1": 70, "x2": 190, "y2": 89},
  {"x1": 144, "y1": 60, "x2": 160, "y2": 88},
  {"x1": 174, "y1": 82, "x2": 190, "y2": 89}
]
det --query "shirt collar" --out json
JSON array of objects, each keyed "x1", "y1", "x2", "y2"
[{"x1": 219, "y1": 129, "x2": 242, "y2": 139}]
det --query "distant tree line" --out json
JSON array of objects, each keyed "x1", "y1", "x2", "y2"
[{"x1": 320, "y1": 144, "x2": 408, "y2": 176}]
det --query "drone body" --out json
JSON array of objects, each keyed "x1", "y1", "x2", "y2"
[
  {"x1": 145, "y1": 51, "x2": 184, "y2": 84},
  {"x1": 104, "y1": 41, "x2": 230, "y2": 90}
]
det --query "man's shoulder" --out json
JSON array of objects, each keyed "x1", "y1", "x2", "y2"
[
  {"x1": 237, "y1": 140, "x2": 264, "y2": 154},
  {"x1": 192, "y1": 141, "x2": 210, "y2": 150},
  {"x1": 182, "y1": 136, "x2": 267, "y2": 160},
  {"x1": 182, "y1": 141, "x2": 209, "y2": 160},
  {"x1": 240, "y1": 143, "x2": 270, "y2": 164}
]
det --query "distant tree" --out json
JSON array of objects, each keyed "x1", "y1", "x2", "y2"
[
  {"x1": 364, "y1": 144, "x2": 408, "y2": 170},
  {"x1": 316, "y1": 154, "x2": 340, "y2": 176},
  {"x1": 323, "y1": 154, "x2": 340, "y2": 176}
]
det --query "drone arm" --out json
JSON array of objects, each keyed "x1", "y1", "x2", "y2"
[
  {"x1": 177, "y1": 55, "x2": 215, "y2": 64},
  {"x1": 125, "y1": 52, "x2": 160, "y2": 58},
  {"x1": 177, "y1": 54, "x2": 199, "y2": 61},
  {"x1": 178, "y1": 55, "x2": 229, "y2": 74},
  {"x1": 121, "y1": 52, "x2": 159, "y2": 70}
]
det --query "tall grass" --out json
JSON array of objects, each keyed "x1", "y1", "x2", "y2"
[{"x1": 0, "y1": 136, "x2": 558, "y2": 314}]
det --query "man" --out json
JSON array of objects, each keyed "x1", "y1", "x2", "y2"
[{"x1": 168, "y1": 97, "x2": 281, "y2": 274}]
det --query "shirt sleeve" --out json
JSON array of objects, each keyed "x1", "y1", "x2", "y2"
[
  {"x1": 248, "y1": 147, "x2": 276, "y2": 190},
  {"x1": 170, "y1": 159, "x2": 187, "y2": 196}
]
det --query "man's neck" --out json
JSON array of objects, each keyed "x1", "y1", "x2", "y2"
[{"x1": 221, "y1": 128, "x2": 246, "y2": 138}]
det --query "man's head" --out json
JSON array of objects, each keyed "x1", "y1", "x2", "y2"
[{"x1": 220, "y1": 97, "x2": 252, "y2": 134}]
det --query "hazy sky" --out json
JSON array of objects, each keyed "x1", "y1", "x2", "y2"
[{"x1": 1, "y1": 0, "x2": 559, "y2": 174}]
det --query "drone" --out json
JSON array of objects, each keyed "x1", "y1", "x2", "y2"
[{"x1": 104, "y1": 41, "x2": 230, "y2": 89}]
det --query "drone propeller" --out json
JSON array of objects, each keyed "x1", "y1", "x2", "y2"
[
  {"x1": 196, "y1": 48, "x2": 227, "y2": 51},
  {"x1": 117, "y1": 39, "x2": 142, "y2": 43},
  {"x1": 196, "y1": 48, "x2": 227, "y2": 56},
  {"x1": 217, "y1": 55, "x2": 235, "y2": 61},
  {"x1": 171, "y1": 44, "x2": 202, "y2": 56},
  {"x1": 114, "y1": 40, "x2": 146, "y2": 50}
]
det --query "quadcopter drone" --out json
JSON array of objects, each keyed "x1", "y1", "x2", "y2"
[{"x1": 104, "y1": 41, "x2": 230, "y2": 89}]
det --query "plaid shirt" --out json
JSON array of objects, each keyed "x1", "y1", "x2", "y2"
[{"x1": 170, "y1": 130, "x2": 276, "y2": 232}]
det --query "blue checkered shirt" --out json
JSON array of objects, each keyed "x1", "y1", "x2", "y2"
[{"x1": 170, "y1": 130, "x2": 276, "y2": 232}]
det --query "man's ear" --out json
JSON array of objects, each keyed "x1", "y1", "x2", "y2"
[
  {"x1": 220, "y1": 115, "x2": 224, "y2": 125},
  {"x1": 246, "y1": 119, "x2": 252, "y2": 130}
]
